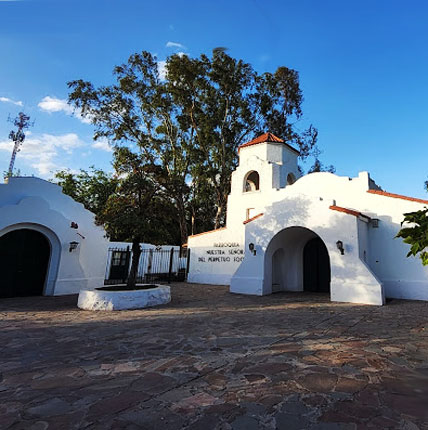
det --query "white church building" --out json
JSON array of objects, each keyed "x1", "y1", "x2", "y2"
[
  {"x1": 0, "y1": 177, "x2": 108, "y2": 297},
  {"x1": 187, "y1": 133, "x2": 428, "y2": 306}
]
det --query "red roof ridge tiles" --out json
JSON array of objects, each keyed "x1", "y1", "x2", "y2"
[
  {"x1": 238, "y1": 132, "x2": 299, "y2": 154},
  {"x1": 329, "y1": 205, "x2": 371, "y2": 221},
  {"x1": 367, "y1": 189, "x2": 428, "y2": 205},
  {"x1": 243, "y1": 213, "x2": 264, "y2": 224},
  {"x1": 188, "y1": 227, "x2": 227, "y2": 239}
]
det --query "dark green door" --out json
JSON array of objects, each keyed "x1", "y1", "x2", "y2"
[
  {"x1": 108, "y1": 250, "x2": 130, "y2": 281},
  {"x1": 303, "y1": 237, "x2": 330, "y2": 293},
  {"x1": 0, "y1": 229, "x2": 50, "y2": 298}
]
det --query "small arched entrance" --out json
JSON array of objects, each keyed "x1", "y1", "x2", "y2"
[
  {"x1": 265, "y1": 226, "x2": 331, "y2": 295},
  {"x1": 0, "y1": 229, "x2": 51, "y2": 298},
  {"x1": 303, "y1": 237, "x2": 331, "y2": 293}
]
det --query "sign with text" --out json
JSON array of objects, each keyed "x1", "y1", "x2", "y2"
[{"x1": 198, "y1": 242, "x2": 245, "y2": 263}]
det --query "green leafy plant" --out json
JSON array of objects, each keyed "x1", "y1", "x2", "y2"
[{"x1": 396, "y1": 207, "x2": 428, "y2": 265}]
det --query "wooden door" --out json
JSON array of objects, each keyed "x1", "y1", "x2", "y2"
[
  {"x1": 0, "y1": 229, "x2": 50, "y2": 297},
  {"x1": 303, "y1": 237, "x2": 330, "y2": 293}
]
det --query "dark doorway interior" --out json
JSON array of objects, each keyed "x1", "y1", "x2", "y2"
[
  {"x1": 303, "y1": 237, "x2": 330, "y2": 293},
  {"x1": 0, "y1": 229, "x2": 50, "y2": 298}
]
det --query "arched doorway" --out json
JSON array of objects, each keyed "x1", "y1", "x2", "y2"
[
  {"x1": 0, "y1": 229, "x2": 51, "y2": 298},
  {"x1": 265, "y1": 226, "x2": 331, "y2": 295},
  {"x1": 303, "y1": 237, "x2": 331, "y2": 293}
]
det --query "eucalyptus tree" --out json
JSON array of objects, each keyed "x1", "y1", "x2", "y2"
[
  {"x1": 68, "y1": 52, "x2": 197, "y2": 245},
  {"x1": 67, "y1": 49, "x2": 324, "y2": 238},
  {"x1": 166, "y1": 51, "x2": 320, "y2": 227}
]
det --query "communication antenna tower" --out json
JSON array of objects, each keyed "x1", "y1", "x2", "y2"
[{"x1": 4, "y1": 112, "x2": 34, "y2": 182}]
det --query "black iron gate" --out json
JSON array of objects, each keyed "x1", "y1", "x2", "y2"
[{"x1": 105, "y1": 247, "x2": 190, "y2": 285}]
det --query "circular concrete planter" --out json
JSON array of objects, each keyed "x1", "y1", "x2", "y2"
[{"x1": 77, "y1": 284, "x2": 171, "y2": 311}]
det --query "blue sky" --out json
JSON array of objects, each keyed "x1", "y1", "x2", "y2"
[{"x1": 1, "y1": 0, "x2": 427, "y2": 197}]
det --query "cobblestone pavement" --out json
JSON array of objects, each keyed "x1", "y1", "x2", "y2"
[{"x1": 0, "y1": 284, "x2": 427, "y2": 429}]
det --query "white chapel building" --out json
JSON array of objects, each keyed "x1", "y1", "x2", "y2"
[
  {"x1": 187, "y1": 132, "x2": 428, "y2": 306},
  {"x1": 0, "y1": 177, "x2": 108, "y2": 297}
]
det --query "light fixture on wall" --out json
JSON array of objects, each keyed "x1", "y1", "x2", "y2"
[
  {"x1": 248, "y1": 242, "x2": 256, "y2": 256},
  {"x1": 336, "y1": 240, "x2": 344, "y2": 255},
  {"x1": 371, "y1": 218, "x2": 379, "y2": 228},
  {"x1": 69, "y1": 241, "x2": 79, "y2": 252}
]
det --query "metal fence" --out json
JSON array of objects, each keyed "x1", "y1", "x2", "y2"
[{"x1": 105, "y1": 246, "x2": 190, "y2": 285}]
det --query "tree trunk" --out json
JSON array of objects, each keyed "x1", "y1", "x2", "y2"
[
  {"x1": 127, "y1": 238, "x2": 141, "y2": 288},
  {"x1": 175, "y1": 198, "x2": 188, "y2": 245},
  {"x1": 214, "y1": 191, "x2": 228, "y2": 229}
]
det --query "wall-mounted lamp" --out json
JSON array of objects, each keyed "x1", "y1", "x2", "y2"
[
  {"x1": 371, "y1": 218, "x2": 379, "y2": 228},
  {"x1": 248, "y1": 242, "x2": 256, "y2": 256},
  {"x1": 69, "y1": 241, "x2": 79, "y2": 252},
  {"x1": 336, "y1": 240, "x2": 344, "y2": 255}
]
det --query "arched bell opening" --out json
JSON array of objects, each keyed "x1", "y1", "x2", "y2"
[{"x1": 243, "y1": 170, "x2": 260, "y2": 192}]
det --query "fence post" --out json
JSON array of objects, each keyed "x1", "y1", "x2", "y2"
[
  {"x1": 168, "y1": 247, "x2": 174, "y2": 284},
  {"x1": 186, "y1": 248, "x2": 191, "y2": 281},
  {"x1": 124, "y1": 246, "x2": 130, "y2": 284}
]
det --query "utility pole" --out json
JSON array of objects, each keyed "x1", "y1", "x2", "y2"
[{"x1": 4, "y1": 112, "x2": 34, "y2": 183}]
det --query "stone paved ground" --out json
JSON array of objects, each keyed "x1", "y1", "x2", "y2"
[{"x1": 0, "y1": 284, "x2": 428, "y2": 430}]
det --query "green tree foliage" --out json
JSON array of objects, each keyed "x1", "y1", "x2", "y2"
[
  {"x1": 396, "y1": 181, "x2": 428, "y2": 266},
  {"x1": 396, "y1": 207, "x2": 428, "y2": 265},
  {"x1": 55, "y1": 158, "x2": 180, "y2": 287},
  {"x1": 54, "y1": 167, "x2": 118, "y2": 215},
  {"x1": 67, "y1": 50, "x2": 328, "y2": 238}
]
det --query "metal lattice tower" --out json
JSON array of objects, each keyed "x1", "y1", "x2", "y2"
[{"x1": 4, "y1": 112, "x2": 34, "y2": 182}]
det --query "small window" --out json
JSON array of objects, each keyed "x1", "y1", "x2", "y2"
[
  {"x1": 112, "y1": 251, "x2": 128, "y2": 266},
  {"x1": 244, "y1": 171, "x2": 260, "y2": 192},
  {"x1": 287, "y1": 173, "x2": 296, "y2": 185}
]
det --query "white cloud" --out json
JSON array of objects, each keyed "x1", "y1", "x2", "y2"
[
  {"x1": 166, "y1": 41, "x2": 185, "y2": 49},
  {"x1": 92, "y1": 138, "x2": 113, "y2": 152},
  {"x1": 0, "y1": 96, "x2": 23, "y2": 106},
  {"x1": 38, "y1": 96, "x2": 92, "y2": 124},
  {"x1": 158, "y1": 60, "x2": 167, "y2": 80},
  {"x1": 0, "y1": 133, "x2": 85, "y2": 177},
  {"x1": 38, "y1": 96, "x2": 73, "y2": 115}
]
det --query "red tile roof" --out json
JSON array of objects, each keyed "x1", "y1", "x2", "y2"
[
  {"x1": 243, "y1": 213, "x2": 264, "y2": 224},
  {"x1": 329, "y1": 205, "x2": 371, "y2": 221},
  {"x1": 367, "y1": 189, "x2": 428, "y2": 205},
  {"x1": 188, "y1": 227, "x2": 226, "y2": 238},
  {"x1": 238, "y1": 132, "x2": 299, "y2": 154}
]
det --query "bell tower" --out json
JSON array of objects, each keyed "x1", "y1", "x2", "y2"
[{"x1": 227, "y1": 132, "x2": 301, "y2": 226}]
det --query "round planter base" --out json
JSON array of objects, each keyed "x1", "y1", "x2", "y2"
[{"x1": 77, "y1": 284, "x2": 171, "y2": 311}]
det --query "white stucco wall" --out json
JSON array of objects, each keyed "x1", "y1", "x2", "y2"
[
  {"x1": 187, "y1": 228, "x2": 244, "y2": 285},
  {"x1": 230, "y1": 197, "x2": 384, "y2": 305},
  {"x1": 188, "y1": 137, "x2": 428, "y2": 305},
  {"x1": 0, "y1": 177, "x2": 109, "y2": 295}
]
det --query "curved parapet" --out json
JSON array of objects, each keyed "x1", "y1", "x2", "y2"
[
  {"x1": 231, "y1": 194, "x2": 384, "y2": 306},
  {"x1": 0, "y1": 177, "x2": 109, "y2": 296}
]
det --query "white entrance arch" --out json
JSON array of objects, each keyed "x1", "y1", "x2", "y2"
[
  {"x1": 0, "y1": 223, "x2": 61, "y2": 296},
  {"x1": 264, "y1": 226, "x2": 330, "y2": 295}
]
